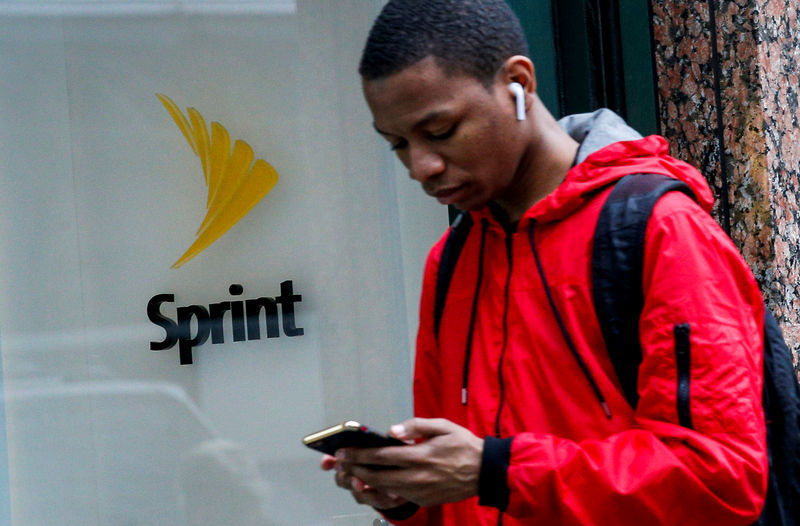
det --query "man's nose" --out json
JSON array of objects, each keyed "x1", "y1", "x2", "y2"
[{"x1": 407, "y1": 146, "x2": 445, "y2": 182}]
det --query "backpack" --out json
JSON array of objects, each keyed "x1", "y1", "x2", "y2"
[{"x1": 433, "y1": 172, "x2": 800, "y2": 526}]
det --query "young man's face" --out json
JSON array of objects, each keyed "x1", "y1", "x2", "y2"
[{"x1": 362, "y1": 56, "x2": 527, "y2": 212}]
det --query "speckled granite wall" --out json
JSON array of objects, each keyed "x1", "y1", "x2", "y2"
[{"x1": 651, "y1": 0, "x2": 800, "y2": 372}]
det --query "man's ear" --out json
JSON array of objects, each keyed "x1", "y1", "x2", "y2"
[
  {"x1": 497, "y1": 56, "x2": 535, "y2": 119},
  {"x1": 500, "y1": 55, "x2": 536, "y2": 96}
]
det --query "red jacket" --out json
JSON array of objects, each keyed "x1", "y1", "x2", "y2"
[{"x1": 388, "y1": 124, "x2": 767, "y2": 524}]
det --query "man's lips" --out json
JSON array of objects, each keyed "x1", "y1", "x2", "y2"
[{"x1": 431, "y1": 184, "x2": 466, "y2": 205}]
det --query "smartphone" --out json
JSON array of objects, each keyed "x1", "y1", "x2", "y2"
[{"x1": 302, "y1": 421, "x2": 406, "y2": 456}]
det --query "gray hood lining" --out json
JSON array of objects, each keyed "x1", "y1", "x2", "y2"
[{"x1": 558, "y1": 109, "x2": 643, "y2": 165}]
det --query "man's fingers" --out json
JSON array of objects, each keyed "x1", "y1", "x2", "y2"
[
  {"x1": 329, "y1": 419, "x2": 482, "y2": 508},
  {"x1": 336, "y1": 442, "x2": 429, "y2": 470},
  {"x1": 390, "y1": 417, "x2": 454, "y2": 441},
  {"x1": 320, "y1": 454, "x2": 337, "y2": 471},
  {"x1": 334, "y1": 469, "x2": 352, "y2": 489},
  {"x1": 351, "y1": 477, "x2": 368, "y2": 492},
  {"x1": 335, "y1": 470, "x2": 408, "y2": 509}
]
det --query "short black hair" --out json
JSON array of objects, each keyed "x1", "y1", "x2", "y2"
[{"x1": 359, "y1": 0, "x2": 529, "y2": 86}]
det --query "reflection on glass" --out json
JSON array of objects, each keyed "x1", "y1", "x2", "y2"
[{"x1": 0, "y1": 1, "x2": 437, "y2": 524}]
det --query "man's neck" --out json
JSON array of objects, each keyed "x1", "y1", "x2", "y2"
[{"x1": 494, "y1": 97, "x2": 579, "y2": 222}]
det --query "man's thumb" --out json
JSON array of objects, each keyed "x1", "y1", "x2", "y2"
[{"x1": 390, "y1": 418, "x2": 451, "y2": 441}]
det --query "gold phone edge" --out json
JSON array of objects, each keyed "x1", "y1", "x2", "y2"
[{"x1": 302, "y1": 420, "x2": 361, "y2": 445}]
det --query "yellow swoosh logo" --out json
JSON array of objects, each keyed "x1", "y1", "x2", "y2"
[{"x1": 157, "y1": 94, "x2": 279, "y2": 268}]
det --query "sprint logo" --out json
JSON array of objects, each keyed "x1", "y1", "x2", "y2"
[
  {"x1": 150, "y1": 96, "x2": 302, "y2": 365},
  {"x1": 148, "y1": 282, "x2": 304, "y2": 365},
  {"x1": 157, "y1": 94, "x2": 279, "y2": 268}
]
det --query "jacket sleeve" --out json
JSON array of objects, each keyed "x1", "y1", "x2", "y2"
[
  {"x1": 480, "y1": 192, "x2": 768, "y2": 524},
  {"x1": 380, "y1": 238, "x2": 447, "y2": 526}
]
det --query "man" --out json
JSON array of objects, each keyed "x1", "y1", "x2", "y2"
[{"x1": 321, "y1": 0, "x2": 768, "y2": 524}]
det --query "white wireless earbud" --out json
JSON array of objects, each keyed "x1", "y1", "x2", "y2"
[{"x1": 509, "y1": 82, "x2": 526, "y2": 121}]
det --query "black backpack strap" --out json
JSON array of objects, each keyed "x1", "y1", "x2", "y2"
[
  {"x1": 758, "y1": 309, "x2": 800, "y2": 526},
  {"x1": 434, "y1": 211, "x2": 473, "y2": 338},
  {"x1": 592, "y1": 173, "x2": 696, "y2": 408}
]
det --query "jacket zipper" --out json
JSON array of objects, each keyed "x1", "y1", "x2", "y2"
[
  {"x1": 495, "y1": 230, "x2": 513, "y2": 438},
  {"x1": 674, "y1": 323, "x2": 693, "y2": 428},
  {"x1": 494, "y1": 229, "x2": 514, "y2": 526}
]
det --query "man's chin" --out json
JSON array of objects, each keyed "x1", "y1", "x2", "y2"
[{"x1": 450, "y1": 198, "x2": 489, "y2": 212}]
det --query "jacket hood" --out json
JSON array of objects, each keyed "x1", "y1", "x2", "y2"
[{"x1": 514, "y1": 109, "x2": 715, "y2": 224}]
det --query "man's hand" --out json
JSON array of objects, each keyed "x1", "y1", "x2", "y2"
[
  {"x1": 327, "y1": 418, "x2": 484, "y2": 508},
  {"x1": 321, "y1": 454, "x2": 409, "y2": 510}
]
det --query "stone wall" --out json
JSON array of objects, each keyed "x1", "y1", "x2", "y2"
[{"x1": 650, "y1": 0, "x2": 800, "y2": 373}]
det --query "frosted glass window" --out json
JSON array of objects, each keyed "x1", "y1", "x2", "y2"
[{"x1": 0, "y1": 2, "x2": 446, "y2": 524}]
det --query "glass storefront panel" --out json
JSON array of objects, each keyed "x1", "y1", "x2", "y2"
[{"x1": 0, "y1": 1, "x2": 446, "y2": 524}]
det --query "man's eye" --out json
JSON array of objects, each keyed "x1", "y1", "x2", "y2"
[{"x1": 430, "y1": 125, "x2": 456, "y2": 141}]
